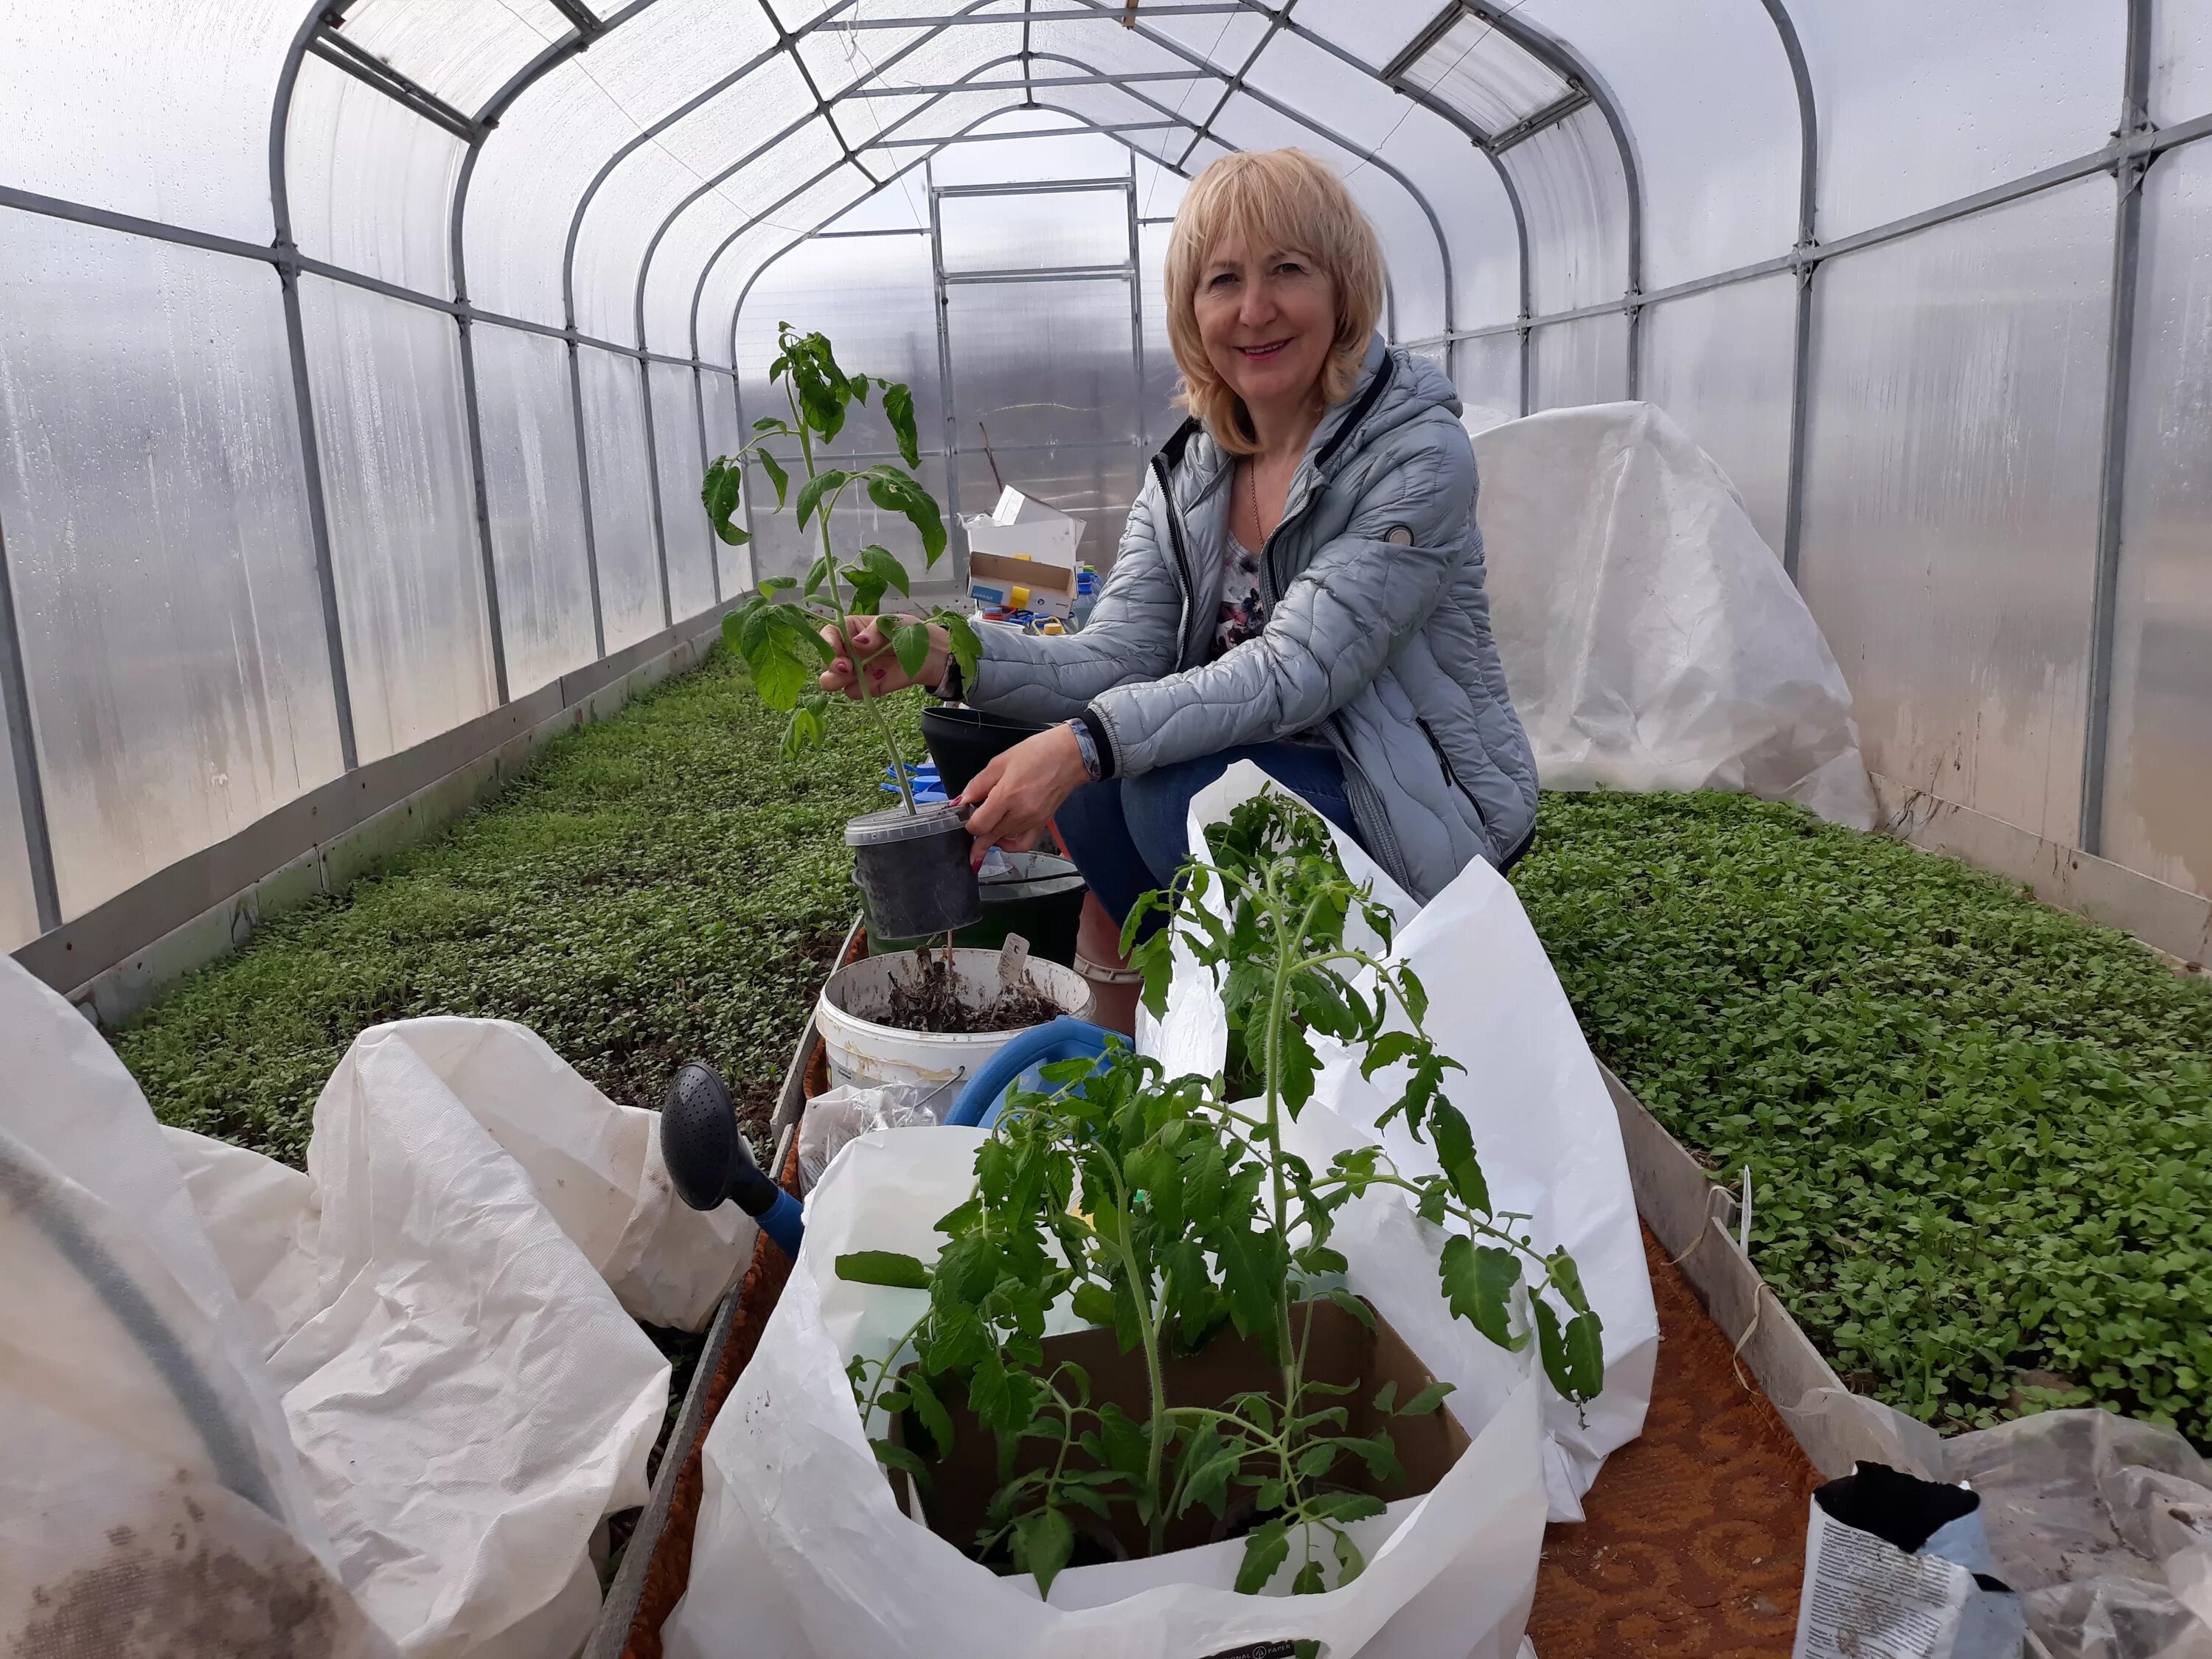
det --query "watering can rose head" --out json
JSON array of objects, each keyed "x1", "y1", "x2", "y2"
[{"x1": 702, "y1": 324, "x2": 979, "y2": 789}]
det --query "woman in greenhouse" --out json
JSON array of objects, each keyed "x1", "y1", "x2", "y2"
[{"x1": 822, "y1": 147, "x2": 1534, "y2": 961}]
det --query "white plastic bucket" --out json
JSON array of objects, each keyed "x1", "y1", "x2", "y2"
[{"x1": 815, "y1": 948, "x2": 1096, "y2": 1096}]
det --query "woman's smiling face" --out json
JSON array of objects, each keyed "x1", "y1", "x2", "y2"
[{"x1": 1192, "y1": 234, "x2": 1337, "y2": 420}]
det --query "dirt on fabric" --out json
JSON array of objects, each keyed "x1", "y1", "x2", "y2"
[{"x1": 880, "y1": 945, "x2": 1062, "y2": 1034}]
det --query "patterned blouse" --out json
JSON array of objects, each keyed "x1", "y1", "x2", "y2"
[{"x1": 1213, "y1": 533, "x2": 1267, "y2": 657}]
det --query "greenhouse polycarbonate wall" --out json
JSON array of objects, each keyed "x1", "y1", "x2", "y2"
[{"x1": 2, "y1": 1, "x2": 2210, "y2": 973}]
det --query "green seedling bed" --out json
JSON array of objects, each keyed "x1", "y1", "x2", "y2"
[
  {"x1": 115, "y1": 651, "x2": 917, "y2": 1164},
  {"x1": 1514, "y1": 789, "x2": 2211, "y2": 1446}
]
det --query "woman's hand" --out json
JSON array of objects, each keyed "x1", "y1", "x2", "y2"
[
  {"x1": 818, "y1": 615, "x2": 949, "y2": 698},
  {"x1": 960, "y1": 726, "x2": 1092, "y2": 867}
]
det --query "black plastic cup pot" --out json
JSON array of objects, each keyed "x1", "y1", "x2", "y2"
[
  {"x1": 871, "y1": 850, "x2": 1088, "y2": 965},
  {"x1": 846, "y1": 799, "x2": 983, "y2": 940}
]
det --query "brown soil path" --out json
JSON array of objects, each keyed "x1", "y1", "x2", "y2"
[{"x1": 1527, "y1": 1229, "x2": 1820, "y2": 1658}]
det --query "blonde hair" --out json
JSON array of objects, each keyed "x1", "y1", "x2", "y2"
[{"x1": 1164, "y1": 149, "x2": 1386, "y2": 457}]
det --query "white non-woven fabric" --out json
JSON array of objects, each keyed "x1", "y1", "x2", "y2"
[
  {"x1": 1471, "y1": 400, "x2": 1879, "y2": 829},
  {"x1": 664, "y1": 1128, "x2": 1548, "y2": 1659},
  {"x1": 0, "y1": 956, "x2": 754, "y2": 1659},
  {"x1": 1140, "y1": 762, "x2": 1659, "y2": 1520}
]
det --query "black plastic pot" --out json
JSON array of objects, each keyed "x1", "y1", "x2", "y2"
[
  {"x1": 871, "y1": 850, "x2": 1087, "y2": 965},
  {"x1": 919, "y1": 706, "x2": 1049, "y2": 799},
  {"x1": 846, "y1": 799, "x2": 982, "y2": 940}
]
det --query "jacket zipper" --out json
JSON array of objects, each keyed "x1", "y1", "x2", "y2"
[
  {"x1": 1152, "y1": 451, "x2": 1197, "y2": 664},
  {"x1": 1417, "y1": 717, "x2": 1472, "y2": 802},
  {"x1": 1329, "y1": 718, "x2": 1414, "y2": 892}
]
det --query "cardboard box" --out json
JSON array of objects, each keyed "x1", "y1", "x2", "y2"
[
  {"x1": 966, "y1": 551, "x2": 1078, "y2": 619},
  {"x1": 962, "y1": 486, "x2": 1084, "y2": 568},
  {"x1": 963, "y1": 487, "x2": 1084, "y2": 616}
]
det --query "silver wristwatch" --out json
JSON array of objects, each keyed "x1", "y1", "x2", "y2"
[{"x1": 1065, "y1": 717, "x2": 1102, "y2": 781}]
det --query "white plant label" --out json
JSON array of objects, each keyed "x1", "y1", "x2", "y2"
[{"x1": 998, "y1": 933, "x2": 1030, "y2": 987}]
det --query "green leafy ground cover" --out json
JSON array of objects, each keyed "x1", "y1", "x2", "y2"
[
  {"x1": 116, "y1": 650, "x2": 908, "y2": 1166},
  {"x1": 114, "y1": 676, "x2": 2211, "y2": 1447},
  {"x1": 1513, "y1": 790, "x2": 2212, "y2": 1445}
]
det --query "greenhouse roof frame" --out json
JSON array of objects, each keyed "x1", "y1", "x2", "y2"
[{"x1": 17, "y1": 0, "x2": 2212, "y2": 981}]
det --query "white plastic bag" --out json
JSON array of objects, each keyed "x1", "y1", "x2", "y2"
[
  {"x1": 1471, "y1": 401, "x2": 1878, "y2": 828},
  {"x1": 799, "y1": 1079, "x2": 946, "y2": 1188},
  {"x1": 1, "y1": 956, "x2": 752, "y2": 1659},
  {"x1": 1944, "y1": 1412, "x2": 2212, "y2": 1659},
  {"x1": 664, "y1": 1129, "x2": 1548, "y2": 1659},
  {"x1": 0, "y1": 955, "x2": 392, "y2": 1658},
  {"x1": 1139, "y1": 762, "x2": 1659, "y2": 1520},
  {"x1": 1781, "y1": 1394, "x2": 2212, "y2": 1658}
]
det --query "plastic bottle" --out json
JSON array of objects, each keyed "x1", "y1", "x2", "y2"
[{"x1": 1071, "y1": 565, "x2": 1099, "y2": 631}]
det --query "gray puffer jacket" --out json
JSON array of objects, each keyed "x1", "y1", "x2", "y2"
[{"x1": 963, "y1": 336, "x2": 1536, "y2": 903}]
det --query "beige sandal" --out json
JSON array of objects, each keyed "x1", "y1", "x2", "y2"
[{"x1": 1073, "y1": 951, "x2": 1143, "y2": 987}]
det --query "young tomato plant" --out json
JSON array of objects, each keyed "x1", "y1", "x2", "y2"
[
  {"x1": 836, "y1": 790, "x2": 1604, "y2": 1598},
  {"x1": 703, "y1": 322, "x2": 978, "y2": 810}
]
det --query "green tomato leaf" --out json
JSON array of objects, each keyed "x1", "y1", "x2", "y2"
[
  {"x1": 1439, "y1": 1234, "x2": 1526, "y2": 1352},
  {"x1": 701, "y1": 456, "x2": 746, "y2": 545},
  {"x1": 1325, "y1": 1287, "x2": 1376, "y2": 1330},
  {"x1": 1236, "y1": 1518, "x2": 1291, "y2": 1594},
  {"x1": 1011, "y1": 1506, "x2": 1074, "y2": 1599},
  {"x1": 1309, "y1": 1491, "x2": 1386, "y2": 1526},
  {"x1": 903, "y1": 1371, "x2": 956, "y2": 1458},
  {"x1": 883, "y1": 380, "x2": 921, "y2": 468},
  {"x1": 869, "y1": 1438, "x2": 929, "y2": 1481},
  {"x1": 756, "y1": 446, "x2": 790, "y2": 508},
  {"x1": 865, "y1": 466, "x2": 948, "y2": 565},
  {"x1": 943, "y1": 613, "x2": 981, "y2": 686},
  {"x1": 1565, "y1": 1307, "x2": 1606, "y2": 1399},
  {"x1": 1071, "y1": 1281, "x2": 1118, "y2": 1329},
  {"x1": 1534, "y1": 1298, "x2": 1571, "y2": 1399},
  {"x1": 1429, "y1": 1101, "x2": 1492, "y2": 1214},
  {"x1": 1547, "y1": 1253, "x2": 1593, "y2": 1316},
  {"x1": 859, "y1": 542, "x2": 911, "y2": 597},
  {"x1": 1397, "y1": 1380, "x2": 1456, "y2": 1417},
  {"x1": 835, "y1": 1250, "x2": 932, "y2": 1290},
  {"x1": 891, "y1": 622, "x2": 931, "y2": 680},
  {"x1": 795, "y1": 467, "x2": 849, "y2": 532},
  {"x1": 1292, "y1": 1559, "x2": 1327, "y2": 1596},
  {"x1": 1334, "y1": 1523, "x2": 1368, "y2": 1585}
]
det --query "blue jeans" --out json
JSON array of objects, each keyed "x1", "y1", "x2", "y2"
[{"x1": 1054, "y1": 741, "x2": 1364, "y2": 933}]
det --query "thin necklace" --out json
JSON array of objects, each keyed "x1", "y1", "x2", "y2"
[{"x1": 1247, "y1": 458, "x2": 1275, "y2": 544}]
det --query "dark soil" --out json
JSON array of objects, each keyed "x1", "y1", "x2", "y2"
[{"x1": 882, "y1": 944, "x2": 1064, "y2": 1034}]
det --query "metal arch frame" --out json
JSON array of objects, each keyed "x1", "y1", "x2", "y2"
[
  {"x1": 717, "y1": 101, "x2": 1197, "y2": 574},
  {"x1": 1757, "y1": 0, "x2": 1818, "y2": 586},
  {"x1": 2079, "y1": 0, "x2": 2157, "y2": 858},
  {"x1": 1375, "y1": 80, "x2": 1537, "y2": 413},
  {"x1": 673, "y1": 10, "x2": 1467, "y2": 361},
  {"x1": 1452, "y1": 1, "x2": 1646, "y2": 400},
  {"x1": 691, "y1": 50, "x2": 1206, "y2": 363},
  {"x1": 1047, "y1": 0, "x2": 1444, "y2": 347},
  {"x1": 271, "y1": 0, "x2": 1489, "y2": 687},
  {"x1": 6, "y1": 1, "x2": 2210, "y2": 953},
  {"x1": 725, "y1": 100, "x2": 1200, "y2": 350},
  {"x1": 1232, "y1": 4, "x2": 1535, "y2": 409}
]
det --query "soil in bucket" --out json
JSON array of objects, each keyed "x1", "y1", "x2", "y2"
[
  {"x1": 846, "y1": 799, "x2": 981, "y2": 942},
  {"x1": 890, "y1": 1298, "x2": 1467, "y2": 1568},
  {"x1": 882, "y1": 944, "x2": 1063, "y2": 1034}
]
